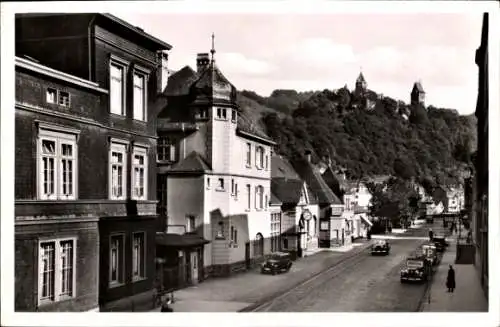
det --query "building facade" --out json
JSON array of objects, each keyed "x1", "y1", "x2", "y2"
[
  {"x1": 15, "y1": 13, "x2": 171, "y2": 311},
  {"x1": 410, "y1": 81, "x2": 426, "y2": 107},
  {"x1": 156, "y1": 44, "x2": 276, "y2": 284},
  {"x1": 472, "y1": 12, "x2": 488, "y2": 297}
]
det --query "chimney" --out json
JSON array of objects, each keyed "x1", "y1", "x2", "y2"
[
  {"x1": 196, "y1": 53, "x2": 210, "y2": 72},
  {"x1": 305, "y1": 150, "x2": 312, "y2": 163},
  {"x1": 157, "y1": 51, "x2": 169, "y2": 93}
]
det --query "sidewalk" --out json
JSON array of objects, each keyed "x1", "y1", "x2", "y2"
[
  {"x1": 419, "y1": 233, "x2": 488, "y2": 312},
  {"x1": 150, "y1": 239, "x2": 373, "y2": 312}
]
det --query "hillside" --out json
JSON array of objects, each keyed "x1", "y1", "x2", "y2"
[{"x1": 237, "y1": 88, "x2": 477, "y2": 187}]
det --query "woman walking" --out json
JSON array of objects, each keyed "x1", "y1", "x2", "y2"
[{"x1": 446, "y1": 265, "x2": 456, "y2": 292}]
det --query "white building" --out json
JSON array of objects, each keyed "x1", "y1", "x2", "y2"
[{"x1": 156, "y1": 50, "x2": 275, "y2": 281}]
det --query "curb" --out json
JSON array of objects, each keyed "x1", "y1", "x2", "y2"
[{"x1": 238, "y1": 241, "x2": 373, "y2": 312}]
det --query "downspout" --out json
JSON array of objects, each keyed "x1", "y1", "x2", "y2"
[
  {"x1": 88, "y1": 15, "x2": 97, "y2": 81},
  {"x1": 181, "y1": 123, "x2": 186, "y2": 160}
]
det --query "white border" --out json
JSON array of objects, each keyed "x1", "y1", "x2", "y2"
[{"x1": 2, "y1": 2, "x2": 499, "y2": 327}]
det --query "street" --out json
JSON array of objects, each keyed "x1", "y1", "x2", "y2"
[{"x1": 250, "y1": 224, "x2": 438, "y2": 312}]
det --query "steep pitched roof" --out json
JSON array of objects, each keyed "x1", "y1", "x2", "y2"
[
  {"x1": 237, "y1": 113, "x2": 274, "y2": 142},
  {"x1": 165, "y1": 65, "x2": 199, "y2": 96},
  {"x1": 270, "y1": 192, "x2": 282, "y2": 206},
  {"x1": 168, "y1": 151, "x2": 212, "y2": 173},
  {"x1": 413, "y1": 81, "x2": 425, "y2": 93},
  {"x1": 357, "y1": 72, "x2": 366, "y2": 83},
  {"x1": 191, "y1": 62, "x2": 237, "y2": 105},
  {"x1": 291, "y1": 158, "x2": 342, "y2": 205},
  {"x1": 271, "y1": 179, "x2": 304, "y2": 204},
  {"x1": 271, "y1": 155, "x2": 301, "y2": 180}
]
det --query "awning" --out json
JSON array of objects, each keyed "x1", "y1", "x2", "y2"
[
  {"x1": 360, "y1": 215, "x2": 373, "y2": 227},
  {"x1": 156, "y1": 232, "x2": 210, "y2": 248}
]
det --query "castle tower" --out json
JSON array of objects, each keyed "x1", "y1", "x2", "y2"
[
  {"x1": 355, "y1": 71, "x2": 367, "y2": 96},
  {"x1": 411, "y1": 80, "x2": 426, "y2": 107}
]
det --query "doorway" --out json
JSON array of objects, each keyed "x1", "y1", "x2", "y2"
[
  {"x1": 190, "y1": 251, "x2": 198, "y2": 284},
  {"x1": 245, "y1": 242, "x2": 251, "y2": 269}
]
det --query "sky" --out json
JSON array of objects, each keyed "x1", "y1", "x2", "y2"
[{"x1": 116, "y1": 12, "x2": 483, "y2": 115}]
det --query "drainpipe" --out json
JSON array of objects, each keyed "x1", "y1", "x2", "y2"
[
  {"x1": 87, "y1": 15, "x2": 97, "y2": 81},
  {"x1": 181, "y1": 123, "x2": 186, "y2": 160}
]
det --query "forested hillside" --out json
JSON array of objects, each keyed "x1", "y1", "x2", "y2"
[{"x1": 237, "y1": 88, "x2": 477, "y2": 187}]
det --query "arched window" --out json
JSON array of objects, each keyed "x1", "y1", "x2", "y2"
[
  {"x1": 254, "y1": 233, "x2": 264, "y2": 257},
  {"x1": 255, "y1": 186, "x2": 264, "y2": 209}
]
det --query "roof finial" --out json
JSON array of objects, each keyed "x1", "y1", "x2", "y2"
[{"x1": 210, "y1": 32, "x2": 216, "y2": 63}]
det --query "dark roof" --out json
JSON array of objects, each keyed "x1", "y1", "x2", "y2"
[
  {"x1": 271, "y1": 178, "x2": 304, "y2": 204},
  {"x1": 272, "y1": 155, "x2": 301, "y2": 180},
  {"x1": 357, "y1": 72, "x2": 366, "y2": 83},
  {"x1": 191, "y1": 62, "x2": 237, "y2": 105},
  {"x1": 237, "y1": 113, "x2": 274, "y2": 143},
  {"x1": 413, "y1": 81, "x2": 425, "y2": 93},
  {"x1": 270, "y1": 192, "x2": 282, "y2": 206},
  {"x1": 156, "y1": 233, "x2": 210, "y2": 248},
  {"x1": 165, "y1": 66, "x2": 199, "y2": 96},
  {"x1": 168, "y1": 151, "x2": 212, "y2": 173},
  {"x1": 291, "y1": 158, "x2": 342, "y2": 205}
]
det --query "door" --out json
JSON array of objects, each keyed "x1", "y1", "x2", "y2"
[
  {"x1": 342, "y1": 228, "x2": 345, "y2": 245},
  {"x1": 245, "y1": 242, "x2": 251, "y2": 269},
  {"x1": 190, "y1": 251, "x2": 199, "y2": 284}
]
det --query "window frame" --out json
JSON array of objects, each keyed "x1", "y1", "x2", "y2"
[
  {"x1": 109, "y1": 233, "x2": 126, "y2": 287},
  {"x1": 255, "y1": 185, "x2": 264, "y2": 210},
  {"x1": 38, "y1": 237, "x2": 77, "y2": 306},
  {"x1": 132, "y1": 145, "x2": 148, "y2": 200},
  {"x1": 230, "y1": 225, "x2": 238, "y2": 247},
  {"x1": 217, "y1": 177, "x2": 225, "y2": 192},
  {"x1": 37, "y1": 125, "x2": 79, "y2": 200},
  {"x1": 109, "y1": 55, "x2": 129, "y2": 116},
  {"x1": 231, "y1": 109, "x2": 237, "y2": 123},
  {"x1": 109, "y1": 139, "x2": 128, "y2": 200},
  {"x1": 132, "y1": 232, "x2": 146, "y2": 282},
  {"x1": 246, "y1": 184, "x2": 251, "y2": 211},
  {"x1": 157, "y1": 136, "x2": 176, "y2": 162},
  {"x1": 245, "y1": 143, "x2": 252, "y2": 168},
  {"x1": 186, "y1": 215, "x2": 196, "y2": 233},
  {"x1": 255, "y1": 146, "x2": 265, "y2": 169},
  {"x1": 132, "y1": 65, "x2": 150, "y2": 122}
]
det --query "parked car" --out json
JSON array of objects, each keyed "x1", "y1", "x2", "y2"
[
  {"x1": 400, "y1": 256, "x2": 431, "y2": 283},
  {"x1": 433, "y1": 236, "x2": 448, "y2": 252},
  {"x1": 371, "y1": 240, "x2": 391, "y2": 255},
  {"x1": 261, "y1": 252, "x2": 292, "y2": 275},
  {"x1": 421, "y1": 244, "x2": 439, "y2": 265}
]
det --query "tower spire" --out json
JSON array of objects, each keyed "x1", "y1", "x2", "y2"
[{"x1": 210, "y1": 32, "x2": 216, "y2": 63}]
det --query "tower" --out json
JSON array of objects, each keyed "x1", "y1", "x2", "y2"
[
  {"x1": 411, "y1": 80, "x2": 426, "y2": 107},
  {"x1": 355, "y1": 69, "x2": 367, "y2": 96}
]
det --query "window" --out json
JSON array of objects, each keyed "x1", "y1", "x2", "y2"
[
  {"x1": 109, "y1": 142, "x2": 127, "y2": 200},
  {"x1": 157, "y1": 137, "x2": 176, "y2": 162},
  {"x1": 231, "y1": 110, "x2": 237, "y2": 123},
  {"x1": 270, "y1": 213, "x2": 281, "y2": 252},
  {"x1": 132, "y1": 232, "x2": 146, "y2": 281},
  {"x1": 38, "y1": 127, "x2": 78, "y2": 200},
  {"x1": 265, "y1": 155, "x2": 269, "y2": 170},
  {"x1": 207, "y1": 177, "x2": 211, "y2": 189},
  {"x1": 38, "y1": 238, "x2": 76, "y2": 304},
  {"x1": 46, "y1": 88, "x2": 57, "y2": 104},
  {"x1": 110, "y1": 62, "x2": 126, "y2": 115},
  {"x1": 58, "y1": 91, "x2": 70, "y2": 107},
  {"x1": 132, "y1": 146, "x2": 148, "y2": 200},
  {"x1": 253, "y1": 233, "x2": 264, "y2": 257},
  {"x1": 216, "y1": 108, "x2": 227, "y2": 120},
  {"x1": 216, "y1": 221, "x2": 225, "y2": 239},
  {"x1": 197, "y1": 108, "x2": 209, "y2": 119},
  {"x1": 246, "y1": 184, "x2": 251, "y2": 210},
  {"x1": 255, "y1": 146, "x2": 264, "y2": 169},
  {"x1": 133, "y1": 71, "x2": 147, "y2": 121},
  {"x1": 246, "y1": 143, "x2": 251, "y2": 167},
  {"x1": 255, "y1": 185, "x2": 264, "y2": 210},
  {"x1": 110, "y1": 234, "x2": 125, "y2": 286},
  {"x1": 230, "y1": 225, "x2": 238, "y2": 247},
  {"x1": 186, "y1": 215, "x2": 196, "y2": 233},
  {"x1": 217, "y1": 178, "x2": 225, "y2": 191},
  {"x1": 231, "y1": 178, "x2": 238, "y2": 196}
]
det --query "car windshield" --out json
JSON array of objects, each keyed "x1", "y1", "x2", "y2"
[
  {"x1": 407, "y1": 260, "x2": 424, "y2": 268},
  {"x1": 375, "y1": 241, "x2": 386, "y2": 245},
  {"x1": 269, "y1": 254, "x2": 287, "y2": 260}
]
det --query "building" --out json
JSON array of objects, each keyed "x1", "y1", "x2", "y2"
[
  {"x1": 353, "y1": 72, "x2": 377, "y2": 110},
  {"x1": 155, "y1": 38, "x2": 276, "y2": 285},
  {"x1": 472, "y1": 12, "x2": 488, "y2": 297},
  {"x1": 291, "y1": 152, "x2": 346, "y2": 249},
  {"x1": 15, "y1": 13, "x2": 171, "y2": 312},
  {"x1": 411, "y1": 81, "x2": 426, "y2": 107},
  {"x1": 271, "y1": 155, "x2": 320, "y2": 258}
]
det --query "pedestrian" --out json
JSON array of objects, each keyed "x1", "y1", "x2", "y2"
[
  {"x1": 429, "y1": 228, "x2": 434, "y2": 242},
  {"x1": 446, "y1": 265, "x2": 456, "y2": 292},
  {"x1": 160, "y1": 295, "x2": 174, "y2": 312}
]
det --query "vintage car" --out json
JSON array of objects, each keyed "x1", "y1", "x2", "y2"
[
  {"x1": 371, "y1": 240, "x2": 391, "y2": 255},
  {"x1": 433, "y1": 235, "x2": 448, "y2": 252},
  {"x1": 400, "y1": 256, "x2": 431, "y2": 283},
  {"x1": 421, "y1": 244, "x2": 439, "y2": 265},
  {"x1": 260, "y1": 252, "x2": 292, "y2": 275}
]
